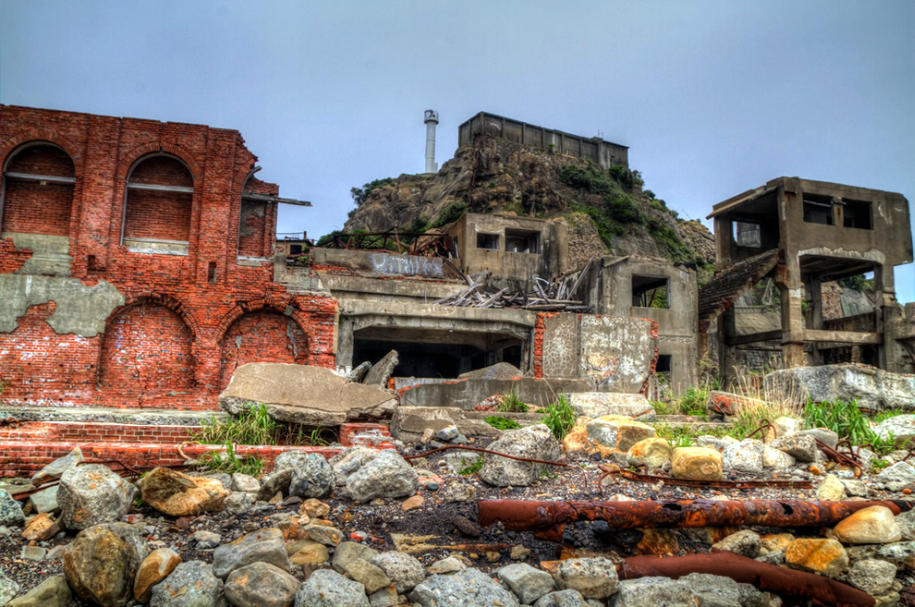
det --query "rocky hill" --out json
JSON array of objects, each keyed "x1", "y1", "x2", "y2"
[{"x1": 335, "y1": 136, "x2": 716, "y2": 272}]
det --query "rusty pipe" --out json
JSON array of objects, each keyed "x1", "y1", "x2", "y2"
[
  {"x1": 477, "y1": 499, "x2": 913, "y2": 532},
  {"x1": 619, "y1": 553, "x2": 874, "y2": 607}
]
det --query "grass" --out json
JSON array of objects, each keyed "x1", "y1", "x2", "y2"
[
  {"x1": 542, "y1": 393, "x2": 576, "y2": 440},
  {"x1": 499, "y1": 389, "x2": 529, "y2": 413},
  {"x1": 459, "y1": 457, "x2": 484, "y2": 475},
  {"x1": 804, "y1": 399, "x2": 904, "y2": 456},
  {"x1": 678, "y1": 386, "x2": 709, "y2": 417},
  {"x1": 194, "y1": 402, "x2": 277, "y2": 446},
  {"x1": 485, "y1": 416, "x2": 521, "y2": 431},
  {"x1": 196, "y1": 443, "x2": 265, "y2": 476}
]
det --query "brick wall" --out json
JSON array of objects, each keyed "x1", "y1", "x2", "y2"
[
  {"x1": 218, "y1": 311, "x2": 309, "y2": 390},
  {"x1": 238, "y1": 200, "x2": 267, "y2": 256},
  {"x1": 2, "y1": 145, "x2": 75, "y2": 236}
]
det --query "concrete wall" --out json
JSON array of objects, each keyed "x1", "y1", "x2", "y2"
[
  {"x1": 312, "y1": 247, "x2": 448, "y2": 279},
  {"x1": 458, "y1": 112, "x2": 629, "y2": 170}
]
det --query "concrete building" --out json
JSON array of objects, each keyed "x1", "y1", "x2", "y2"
[{"x1": 700, "y1": 177, "x2": 913, "y2": 379}]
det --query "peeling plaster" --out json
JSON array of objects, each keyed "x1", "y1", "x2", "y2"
[{"x1": 0, "y1": 275, "x2": 125, "y2": 336}]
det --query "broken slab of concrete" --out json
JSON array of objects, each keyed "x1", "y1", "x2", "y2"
[
  {"x1": 390, "y1": 406, "x2": 545, "y2": 443},
  {"x1": 363, "y1": 350, "x2": 399, "y2": 387},
  {"x1": 567, "y1": 392, "x2": 655, "y2": 421},
  {"x1": 764, "y1": 363, "x2": 915, "y2": 413},
  {"x1": 458, "y1": 363, "x2": 522, "y2": 380},
  {"x1": 220, "y1": 363, "x2": 397, "y2": 425},
  {"x1": 398, "y1": 377, "x2": 593, "y2": 410}
]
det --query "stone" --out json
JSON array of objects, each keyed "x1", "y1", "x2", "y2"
[
  {"x1": 770, "y1": 433, "x2": 818, "y2": 462},
  {"x1": 874, "y1": 414, "x2": 915, "y2": 444},
  {"x1": 224, "y1": 491, "x2": 254, "y2": 513},
  {"x1": 678, "y1": 573, "x2": 745, "y2": 607},
  {"x1": 842, "y1": 479, "x2": 869, "y2": 497},
  {"x1": 348, "y1": 360, "x2": 372, "y2": 382},
  {"x1": 305, "y1": 523, "x2": 343, "y2": 545},
  {"x1": 426, "y1": 556, "x2": 466, "y2": 574},
  {"x1": 586, "y1": 416, "x2": 656, "y2": 452},
  {"x1": 555, "y1": 557, "x2": 619, "y2": 599},
  {"x1": 6, "y1": 575, "x2": 71, "y2": 607},
  {"x1": 721, "y1": 439, "x2": 764, "y2": 475},
  {"x1": 760, "y1": 533, "x2": 795, "y2": 555},
  {"x1": 231, "y1": 473, "x2": 260, "y2": 494},
  {"x1": 20, "y1": 545, "x2": 46, "y2": 561},
  {"x1": 295, "y1": 568, "x2": 370, "y2": 607},
  {"x1": 401, "y1": 494, "x2": 423, "y2": 511},
  {"x1": 363, "y1": 349, "x2": 399, "y2": 387},
  {"x1": 21, "y1": 512, "x2": 60, "y2": 541},
  {"x1": 331, "y1": 447, "x2": 381, "y2": 484},
  {"x1": 784, "y1": 538, "x2": 848, "y2": 578},
  {"x1": 289, "y1": 540, "x2": 330, "y2": 565},
  {"x1": 31, "y1": 447, "x2": 83, "y2": 484},
  {"x1": 368, "y1": 587, "x2": 400, "y2": 607},
  {"x1": 711, "y1": 529, "x2": 760, "y2": 557},
  {"x1": 410, "y1": 568, "x2": 520, "y2": 607},
  {"x1": 695, "y1": 434, "x2": 738, "y2": 450},
  {"x1": 833, "y1": 505, "x2": 902, "y2": 544},
  {"x1": 138, "y1": 467, "x2": 228, "y2": 517},
  {"x1": 149, "y1": 561, "x2": 222, "y2": 607},
  {"x1": 568, "y1": 392, "x2": 656, "y2": 421},
  {"x1": 0, "y1": 570, "x2": 20, "y2": 606},
  {"x1": 772, "y1": 416, "x2": 803, "y2": 437},
  {"x1": 257, "y1": 469, "x2": 294, "y2": 501},
  {"x1": 497, "y1": 562, "x2": 555, "y2": 604},
  {"x1": 212, "y1": 527, "x2": 292, "y2": 578},
  {"x1": 847, "y1": 559, "x2": 897, "y2": 596},
  {"x1": 63, "y1": 522, "x2": 148, "y2": 607},
  {"x1": 289, "y1": 453, "x2": 335, "y2": 498},
  {"x1": 801, "y1": 427, "x2": 839, "y2": 449},
  {"x1": 370, "y1": 551, "x2": 425, "y2": 593},
  {"x1": 876, "y1": 461, "x2": 915, "y2": 492},
  {"x1": 220, "y1": 362, "x2": 397, "y2": 425},
  {"x1": 845, "y1": 541, "x2": 915, "y2": 567},
  {"x1": 192, "y1": 529, "x2": 221, "y2": 548},
  {"x1": 0, "y1": 489, "x2": 24, "y2": 527},
  {"x1": 479, "y1": 424, "x2": 561, "y2": 487},
  {"x1": 533, "y1": 589, "x2": 588, "y2": 607},
  {"x1": 897, "y1": 508, "x2": 915, "y2": 541},
  {"x1": 436, "y1": 425, "x2": 460, "y2": 441},
  {"x1": 27, "y1": 485, "x2": 58, "y2": 514},
  {"x1": 133, "y1": 548, "x2": 181, "y2": 603},
  {"x1": 225, "y1": 561, "x2": 301, "y2": 607},
  {"x1": 765, "y1": 364, "x2": 915, "y2": 413},
  {"x1": 762, "y1": 446, "x2": 795, "y2": 469},
  {"x1": 611, "y1": 576, "x2": 697, "y2": 606},
  {"x1": 671, "y1": 447, "x2": 723, "y2": 480},
  {"x1": 301, "y1": 498, "x2": 330, "y2": 518},
  {"x1": 346, "y1": 450, "x2": 419, "y2": 502},
  {"x1": 814, "y1": 474, "x2": 846, "y2": 501},
  {"x1": 627, "y1": 437, "x2": 672, "y2": 470},
  {"x1": 332, "y1": 541, "x2": 389, "y2": 593}
]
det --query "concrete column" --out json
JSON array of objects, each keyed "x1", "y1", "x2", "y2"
[
  {"x1": 777, "y1": 262, "x2": 806, "y2": 369},
  {"x1": 807, "y1": 278, "x2": 824, "y2": 365},
  {"x1": 875, "y1": 265, "x2": 900, "y2": 372},
  {"x1": 717, "y1": 307, "x2": 737, "y2": 384}
]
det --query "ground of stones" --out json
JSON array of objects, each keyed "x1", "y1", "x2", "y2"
[{"x1": 0, "y1": 445, "x2": 900, "y2": 606}]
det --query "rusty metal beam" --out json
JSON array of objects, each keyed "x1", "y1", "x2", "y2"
[
  {"x1": 477, "y1": 499, "x2": 913, "y2": 533},
  {"x1": 619, "y1": 553, "x2": 874, "y2": 607}
]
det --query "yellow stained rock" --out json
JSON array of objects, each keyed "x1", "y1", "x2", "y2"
[
  {"x1": 671, "y1": 447, "x2": 723, "y2": 481},
  {"x1": 138, "y1": 467, "x2": 228, "y2": 517},
  {"x1": 785, "y1": 538, "x2": 848, "y2": 578},
  {"x1": 627, "y1": 437, "x2": 672, "y2": 469},
  {"x1": 832, "y1": 506, "x2": 902, "y2": 544},
  {"x1": 133, "y1": 548, "x2": 181, "y2": 602},
  {"x1": 289, "y1": 540, "x2": 330, "y2": 566},
  {"x1": 760, "y1": 533, "x2": 795, "y2": 555}
]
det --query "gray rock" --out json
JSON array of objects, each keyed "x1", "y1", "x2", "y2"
[
  {"x1": 679, "y1": 573, "x2": 768, "y2": 607},
  {"x1": 6, "y1": 575, "x2": 71, "y2": 607},
  {"x1": 212, "y1": 527, "x2": 291, "y2": 578},
  {"x1": 0, "y1": 569, "x2": 20, "y2": 606},
  {"x1": 770, "y1": 433, "x2": 818, "y2": 462},
  {"x1": 436, "y1": 425, "x2": 460, "y2": 442},
  {"x1": 63, "y1": 522, "x2": 148, "y2": 607},
  {"x1": 304, "y1": 523, "x2": 343, "y2": 546},
  {"x1": 332, "y1": 542, "x2": 389, "y2": 593},
  {"x1": 841, "y1": 479, "x2": 869, "y2": 497},
  {"x1": 57, "y1": 464, "x2": 137, "y2": 530},
  {"x1": 368, "y1": 586, "x2": 400, "y2": 607},
  {"x1": 331, "y1": 447, "x2": 382, "y2": 484},
  {"x1": 764, "y1": 363, "x2": 915, "y2": 413},
  {"x1": 32, "y1": 448, "x2": 84, "y2": 485},
  {"x1": 348, "y1": 360, "x2": 372, "y2": 382},
  {"x1": 556, "y1": 557, "x2": 619, "y2": 599},
  {"x1": 568, "y1": 392, "x2": 656, "y2": 421},
  {"x1": 846, "y1": 559, "x2": 897, "y2": 596},
  {"x1": 150, "y1": 561, "x2": 223, "y2": 607},
  {"x1": 845, "y1": 541, "x2": 915, "y2": 567},
  {"x1": 410, "y1": 568, "x2": 520, "y2": 607},
  {"x1": 295, "y1": 568, "x2": 370, "y2": 607},
  {"x1": 610, "y1": 576, "x2": 697, "y2": 606},
  {"x1": 458, "y1": 362, "x2": 522, "y2": 380},
  {"x1": 875, "y1": 414, "x2": 915, "y2": 443},
  {"x1": 534, "y1": 589, "x2": 588, "y2": 607},
  {"x1": 28, "y1": 485, "x2": 58, "y2": 514},
  {"x1": 721, "y1": 439, "x2": 764, "y2": 475},
  {"x1": 225, "y1": 561, "x2": 300, "y2": 607},
  {"x1": 223, "y1": 491, "x2": 254, "y2": 513},
  {"x1": 479, "y1": 424, "x2": 561, "y2": 487},
  {"x1": 289, "y1": 453, "x2": 334, "y2": 498},
  {"x1": 363, "y1": 350, "x2": 399, "y2": 387},
  {"x1": 800, "y1": 428, "x2": 839, "y2": 449},
  {"x1": 876, "y1": 461, "x2": 915, "y2": 491},
  {"x1": 696, "y1": 435, "x2": 738, "y2": 450},
  {"x1": 762, "y1": 446, "x2": 795, "y2": 470},
  {"x1": 230, "y1": 473, "x2": 260, "y2": 494},
  {"x1": 497, "y1": 562, "x2": 555, "y2": 604},
  {"x1": 346, "y1": 450, "x2": 418, "y2": 502},
  {"x1": 20, "y1": 545, "x2": 46, "y2": 561},
  {"x1": 0, "y1": 489, "x2": 24, "y2": 526},
  {"x1": 257, "y1": 468, "x2": 293, "y2": 501},
  {"x1": 370, "y1": 551, "x2": 425, "y2": 593},
  {"x1": 896, "y1": 508, "x2": 915, "y2": 540},
  {"x1": 712, "y1": 529, "x2": 760, "y2": 557},
  {"x1": 192, "y1": 530, "x2": 221, "y2": 549}
]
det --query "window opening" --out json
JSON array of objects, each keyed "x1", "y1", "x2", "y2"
[
  {"x1": 843, "y1": 199, "x2": 873, "y2": 230},
  {"x1": 656, "y1": 354, "x2": 672, "y2": 374},
  {"x1": 504, "y1": 229, "x2": 541, "y2": 253},
  {"x1": 208, "y1": 261, "x2": 217, "y2": 283},
  {"x1": 476, "y1": 232, "x2": 499, "y2": 250},
  {"x1": 632, "y1": 275, "x2": 670, "y2": 308},
  {"x1": 732, "y1": 221, "x2": 762, "y2": 248},
  {"x1": 803, "y1": 193, "x2": 834, "y2": 225}
]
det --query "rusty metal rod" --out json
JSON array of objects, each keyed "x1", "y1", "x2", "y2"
[
  {"x1": 477, "y1": 499, "x2": 913, "y2": 531},
  {"x1": 618, "y1": 553, "x2": 875, "y2": 607}
]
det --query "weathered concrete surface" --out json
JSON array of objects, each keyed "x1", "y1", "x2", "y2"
[
  {"x1": 458, "y1": 363, "x2": 522, "y2": 380},
  {"x1": 579, "y1": 315, "x2": 655, "y2": 391},
  {"x1": 3, "y1": 232, "x2": 72, "y2": 276},
  {"x1": 0, "y1": 275, "x2": 124, "y2": 336},
  {"x1": 764, "y1": 363, "x2": 915, "y2": 412},
  {"x1": 390, "y1": 406, "x2": 546, "y2": 442},
  {"x1": 220, "y1": 363, "x2": 397, "y2": 424},
  {"x1": 397, "y1": 377, "x2": 592, "y2": 410},
  {"x1": 312, "y1": 248, "x2": 445, "y2": 279},
  {"x1": 363, "y1": 350, "x2": 399, "y2": 387},
  {"x1": 567, "y1": 392, "x2": 655, "y2": 420}
]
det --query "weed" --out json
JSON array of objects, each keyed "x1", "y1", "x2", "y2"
[
  {"x1": 651, "y1": 400, "x2": 673, "y2": 416},
  {"x1": 872, "y1": 409, "x2": 907, "y2": 423},
  {"x1": 194, "y1": 403, "x2": 277, "y2": 446},
  {"x1": 459, "y1": 457, "x2": 484, "y2": 475},
  {"x1": 499, "y1": 389, "x2": 529, "y2": 413},
  {"x1": 197, "y1": 443, "x2": 265, "y2": 476},
  {"x1": 430, "y1": 202, "x2": 468, "y2": 229},
  {"x1": 678, "y1": 387, "x2": 709, "y2": 418},
  {"x1": 655, "y1": 425, "x2": 695, "y2": 448},
  {"x1": 542, "y1": 393, "x2": 576, "y2": 440},
  {"x1": 803, "y1": 399, "x2": 903, "y2": 456},
  {"x1": 485, "y1": 416, "x2": 522, "y2": 431},
  {"x1": 872, "y1": 458, "x2": 891, "y2": 472}
]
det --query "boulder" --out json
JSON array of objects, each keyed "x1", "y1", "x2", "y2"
[
  {"x1": 496, "y1": 563, "x2": 556, "y2": 604},
  {"x1": 533, "y1": 590, "x2": 588, "y2": 607},
  {"x1": 288, "y1": 453, "x2": 334, "y2": 498},
  {"x1": 346, "y1": 449, "x2": 418, "y2": 502},
  {"x1": 212, "y1": 527, "x2": 292, "y2": 578},
  {"x1": 833, "y1": 506, "x2": 902, "y2": 544},
  {"x1": 770, "y1": 433, "x2": 818, "y2": 462},
  {"x1": 479, "y1": 424, "x2": 561, "y2": 487},
  {"x1": 149, "y1": 561, "x2": 223, "y2": 607},
  {"x1": 567, "y1": 392, "x2": 655, "y2": 421},
  {"x1": 410, "y1": 568, "x2": 520, "y2": 607},
  {"x1": 784, "y1": 538, "x2": 848, "y2": 578},
  {"x1": 133, "y1": 548, "x2": 181, "y2": 603},
  {"x1": 0, "y1": 488, "x2": 24, "y2": 526},
  {"x1": 138, "y1": 467, "x2": 228, "y2": 517},
  {"x1": 6, "y1": 575, "x2": 71, "y2": 607},
  {"x1": 555, "y1": 557, "x2": 619, "y2": 599},
  {"x1": 721, "y1": 439, "x2": 764, "y2": 475},
  {"x1": 21, "y1": 512, "x2": 60, "y2": 541},
  {"x1": 363, "y1": 349, "x2": 399, "y2": 387},
  {"x1": 58, "y1": 464, "x2": 137, "y2": 531},
  {"x1": 671, "y1": 447, "x2": 723, "y2": 480},
  {"x1": 31, "y1": 447, "x2": 83, "y2": 484},
  {"x1": 876, "y1": 461, "x2": 915, "y2": 491},
  {"x1": 762, "y1": 446, "x2": 795, "y2": 470},
  {"x1": 63, "y1": 522, "x2": 148, "y2": 607},
  {"x1": 612, "y1": 576, "x2": 697, "y2": 606},
  {"x1": 295, "y1": 568, "x2": 370, "y2": 607},
  {"x1": 370, "y1": 551, "x2": 425, "y2": 593},
  {"x1": 874, "y1": 414, "x2": 915, "y2": 444},
  {"x1": 225, "y1": 562, "x2": 301, "y2": 607},
  {"x1": 586, "y1": 416, "x2": 656, "y2": 452},
  {"x1": 220, "y1": 362, "x2": 397, "y2": 425},
  {"x1": 27, "y1": 485, "x2": 58, "y2": 514},
  {"x1": 847, "y1": 559, "x2": 897, "y2": 596},
  {"x1": 764, "y1": 363, "x2": 915, "y2": 413},
  {"x1": 330, "y1": 447, "x2": 383, "y2": 484},
  {"x1": 627, "y1": 437, "x2": 672, "y2": 470}
]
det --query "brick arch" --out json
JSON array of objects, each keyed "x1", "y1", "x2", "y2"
[
  {"x1": 115, "y1": 142, "x2": 202, "y2": 184},
  {"x1": 0, "y1": 133, "x2": 84, "y2": 176},
  {"x1": 98, "y1": 297, "x2": 196, "y2": 392},
  {"x1": 2, "y1": 141, "x2": 77, "y2": 237}
]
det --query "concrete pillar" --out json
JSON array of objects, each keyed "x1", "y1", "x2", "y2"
[
  {"x1": 807, "y1": 278, "x2": 824, "y2": 365},
  {"x1": 717, "y1": 307, "x2": 737, "y2": 384},
  {"x1": 777, "y1": 263, "x2": 806, "y2": 369},
  {"x1": 875, "y1": 265, "x2": 900, "y2": 372}
]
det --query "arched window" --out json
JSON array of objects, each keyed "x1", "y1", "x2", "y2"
[
  {"x1": 1, "y1": 143, "x2": 75, "y2": 236},
  {"x1": 122, "y1": 154, "x2": 193, "y2": 254}
]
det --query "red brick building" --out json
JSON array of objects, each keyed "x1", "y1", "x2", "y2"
[{"x1": 0, "y1": 105, "x2": 337, "y2": 410}]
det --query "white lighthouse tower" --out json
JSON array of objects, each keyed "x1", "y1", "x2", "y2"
[{"x1": 424, "y1": 109, "x2": 439, "y2": 174}]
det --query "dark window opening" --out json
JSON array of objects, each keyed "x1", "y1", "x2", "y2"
[
  {"x1": 501, "y1": 345, "x2": 522, "y2": 368},
  {"x1": 207, "y1": 261, "x2": 217, "y2": 283},
  {"x1": 656, "y1": 354, "x2": 672, "y2": 374},
  {"x1": 803, "y1": 194, "x2": 834, "y2": 225},
  {"x1": 477, "y1": 233, "x2": 499, "y2": 250},
  {"x1": 733, "y1": 221, "x2": 762, "y2": 248},
  {"x1": 843, "y1": 199, "x2": 873, "y2": 230},
  {"x1": 504, "y1": 229, "x2": 541, "y2": 253},
  {"x1": 354, "y1": 339, "x2": 492, "y2": 378},
  {"x1": 289, "y1": 244, "x2": 303, "y2": 255},
  {"x1": 632, "y1": 275, "x2": 670, "y2": 308}
]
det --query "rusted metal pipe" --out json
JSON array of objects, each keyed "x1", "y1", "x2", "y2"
[
  {"x1": 477, "y1": 499, "x2": 913, "y2": 532},
  {"x1": 618, "y1": 553, "x2": 875, "y2": 607}
]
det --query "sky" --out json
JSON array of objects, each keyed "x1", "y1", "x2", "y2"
[{"x1": 1, "y1": 0, "x2": 913, "y2": 301}]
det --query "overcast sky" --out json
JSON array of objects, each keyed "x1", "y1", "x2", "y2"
[{"x1": 2, "y1": 0, "x2": 913, "y2": 301}]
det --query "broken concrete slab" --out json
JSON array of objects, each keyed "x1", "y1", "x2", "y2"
[
  {"x1": 220, "y1": 363, "x2": 397, "y2": 425},
  {"x1": 458, "y1": 363, "x2": 522, "y2": 380},
  {"x1": 398, "y1": 377, "x2": 592, "y2": 410},
  {"x1": 567, "y1": 392, "x2": 655, "y2": 421},
  {"x1": 764, "y1": 364, "x2": 915, "y2": 413},
  {"x1": 390, "y1": 406, "x2": 545, "y2": 443},
  {"x1": 363, "y1": 350, "x2": 399, "y2": 387}
]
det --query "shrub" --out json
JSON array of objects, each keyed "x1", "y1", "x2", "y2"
[
  {"x1": 459, "y1": 457, "x2": 484, "y2": 475},
  {"x1": 485, "y1": 416, "x2": 521, "y2": 430},
  {"x1": 499, "y1": 389, "x2": 529, "y2": 413},
  {"x1": 194, "y1": 403, "x2": 276, "y2": 446},
  {"x1": 542, "y1": 393, "x2": 575, "y2": 440},
  {"x1": 804, "y1": 399, "x2": 903, "y2": 455},
  {"x1": 196, "y1": 443, "x2": 265, "y2": 476},
  {"x1": 677, "y1": 387, "x2": 709, "y2": 417}
]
